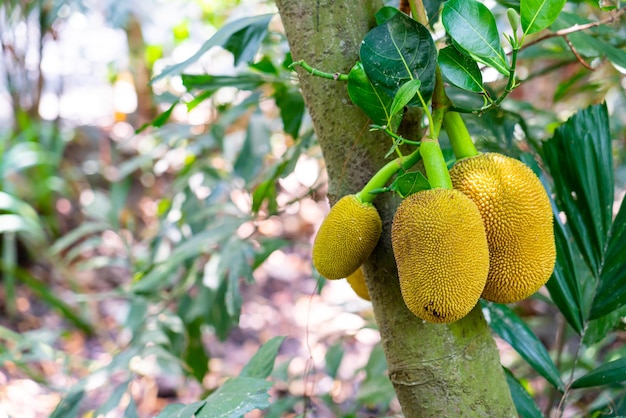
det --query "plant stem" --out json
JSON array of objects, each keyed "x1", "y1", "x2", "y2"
[
  {"x1": 443, "y1": 112, "x2": 478, "y2": 159},
  {"x1": 357, "y1": 147, "x2": 421, "y2": 203},
  {"x1": 408, "y1": 0, "x2": 428, "y2": 26},
  {"x1": 419, "y1": 139, "x2": 452, "y2": 189},
  {"x1": 289, "y1": 60, "x2": 350, "y2": 81}
]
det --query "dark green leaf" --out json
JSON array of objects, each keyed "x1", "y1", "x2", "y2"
[
  {"x1": 438, "y1": 46, "x2": 484, "y2": 93},
  {"x1": 184, "y1": 320, "x2": 209, "y2": 382},
  {"x1": 545, "y1": 218, "x2": 584, "y2": 334},
  {"x1": 219, "y1": 237, "x2": 255, "y2": 317},
  {"x1": 360, "y1": 12, "x2": 437, "y2": 103},
  {"x1": 521, "y1": 0, "x2": 566, "y2": 35},
  {"x1": 223, "y1": 15, "x2": 273, "y2": 66},
  {"x1": 234, "y1": 112, "x2": 271, "y2": 184},
  {"x1": 591, "y1": 197, "x2": 626, "y2": 318},
  {"x1": 442, "y1": 0, "x2": 509, "y2": 75},
  {"x1": 504, "y1": 368, "x2": 543, "y2": 418},
  {"x1": 154, "y1": 401, "x2": 206, "y2": 418},
  {"x1": 375, "y1": 6, "x2": 399, "y2": 25},
  {"x1": 136, "y1": 101, "x2": 178, "y2": 133},
  {"x1": 389, "y1": 79, "x2": 422, "y2": 118},
  {"x1": 389, "y1": 171, "x2": 430, "y2": 198},
  {"x1": 240, "y1": 336, "x2": 286, "y2": 379},
  {"x1": 571, "y1": 358, "x2": 626, "y2": 389},
  {"x1": 49, "y1": 390, "x2": 84, "y2": 418},
  {"x1": 274, "y1": 85, "x2": 305, "y2": 138},
  {"x1": 543, "y1": 104, "x2": 613, "y2": 278},
  {"x1": 182, "y1": 74, "x2": 266, "y2": 91},
  {"x1": 483, "y1": 301, "x2": 564, "y2": 391},
  {"x1": 197, "y1": 377, "x2": 272, "y2": 418},
  {"x1": 250, "y1": 56, "x2": 278, "y2": 75},
  {"x1": 425, "y1": 0, "x2": 445, "y2": 27},
  {"x1": 325, "y1": 341, "x2": 344, "y2": 379},
  {"x1": 347, "y1": 62, "x2": 399, "y2": 128},
  {"x1": 151, "y1": 14, "x2": 273, "y2": 83}
]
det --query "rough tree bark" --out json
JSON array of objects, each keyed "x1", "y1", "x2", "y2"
[{"x1": 275, "y1": 1, "x2": 518, "y2": 416}]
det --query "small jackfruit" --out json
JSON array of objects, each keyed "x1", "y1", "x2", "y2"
[
  {"x1": 392, "y1": 189, "x2": 489, "y2": 323},
  {"x1": 346, "y1": 267, "x2": 370, "y2": 301},
  {"x1": 312, "y1": 195, "x2": 382, "y2": 280},
  {"x1": 449, "y1": 153, "x2": 556, "y2": 303}
]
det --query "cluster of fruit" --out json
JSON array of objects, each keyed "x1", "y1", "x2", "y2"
[{"x1": 312, "y1": 152, "x2": 556, "y2": 324}]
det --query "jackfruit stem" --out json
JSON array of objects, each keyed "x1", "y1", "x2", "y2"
[
  {"x1": 420, "y1": 139, "x2": 453, "y2": 190},
  {"x1": 443, "y1": 112, "x2": 479, "y2": 159},
  {"x1": 357, "y1": 148, "x2": 422, "y2": 203}
]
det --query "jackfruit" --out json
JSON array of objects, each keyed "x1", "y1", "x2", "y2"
[
  {"x1": 346, "y1": 267, "x2": 370, "y2": 301},
  {"x1": 313, "y1": 194, "x2": 382, "y2": 280},
  {"x1": 449, "y1": 153, "x2": 556, "y2": 303},
  {"x1": 391, "y1": 188, "x2": 489, "y2": 323}
]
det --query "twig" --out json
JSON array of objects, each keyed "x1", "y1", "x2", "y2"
[{"x1": 564, "y1": 35, "x2": 594, "y2": 70}]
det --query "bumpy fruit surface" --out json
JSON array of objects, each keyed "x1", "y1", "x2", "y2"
[
  {"x1": 312, "y1": 195, "x2": 382, "y2": 280},
  {"x1": 449, "y1": 153, "x2": 556, "y2": 303},
  {"x1": 391, "y1": 189, "x2": 489, "y2": 323},
  {"x1": 346, "y1": 267, "x2": 370, "y2": 301}
]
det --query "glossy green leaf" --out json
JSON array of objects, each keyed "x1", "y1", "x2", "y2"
[
  {"x1": 154, "y1": 401, "x2": 206, "y2": 418},
  {"x1": 504, "y1": 368, "x2": 543, "y2": 418},
  {"x1": 197, "y1": 377, "x2": 272, "y2": 418},
  {"x1": 240, "y1": 336, "x2": 285, "y2": 379},
  {"x1": 483, "y1": 301, "x2": 564, "y2": 391},
  {"x1": 442, "y1": 0, "x2": 509, "y2": 75},
  {"x1": 571, "y1": 358, "x2": 626, "y2": 389},
  {"x1": 375, "y1": 6, "x2": 399, "y2": 25},
  {"x1": 347, "y1": 62, "x2": 399, "y2": 128},
  {"x1": 389, "y1": 171, "x2": 430, "y2": 198},
  {"x1": 521, "y1": 0, "x2": 566, "y2": 35},
  {"x1": 424, "y1": 0, "x2": 445, "y2": 27},
  {"x1": 438, "y1": 46, "x2": 484, "y2": 93},
  {"x1": 49, "y1": 390, "x2": 84, "y2": 418},
  {"x1": 151, "y1": 14, "x2": 273, "y2": 83},
  {"x1": 274, "y1": 85, "x2": 305, "y2": 138},
  {"x1": 389, "y1": 79, "x2": 422, "y2": 118},
  {"x1": 543, "y1": 104, "x2": 613, "y2": 279},
  {"x1": 591, "y1": 197, "x2": 626, "y2": 318},
  {"x1": 223, "y1": 15, "x2": 273, "y2": 66},
  {"x1": 360, "y1": 12, "x2": 437, "y2": 103},
  {"x1": 545, "y1": 218, "x2": 584, "y2": 334}
]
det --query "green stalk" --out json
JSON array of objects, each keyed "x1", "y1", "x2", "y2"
[
  {"x1": 289, "y1": 60, "x2": 349, "y2": 81},
  {"x1": 357, "y1": 147, "x2": 421, "y2": 203},
  {"x1": 420, "y1": 139, "x2": 452, "y2": 189},
  {"x1": 443, "y1": 111, "x2": 479, "y2": 159}
]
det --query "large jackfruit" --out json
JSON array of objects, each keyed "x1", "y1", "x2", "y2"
[
  {"x1": 313, "y1": 195, "x2": 382, "y2": 280},
  {"x1": 346, "y1": 267, "x2": 371, "y2": 301},
  {"x1": 449, "y1": 153, "x2": 556, "y2": 303},
  {"x1": 392, "y1": 188, "x2": 489, "y2": 323}
]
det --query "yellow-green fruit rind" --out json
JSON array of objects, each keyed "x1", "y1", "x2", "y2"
[
  {"x1": 391, "y1": 189, "x2": 489, "y2": 324},
  {"x1": 449, "y1": 153, "x2": 556, "y2": 303},
  {"x1": 346, "y1": 267, "x2": 370, "y2": 301},
  {"x1": 312, "y1": 195, "x2": 382, "y2": 280}
]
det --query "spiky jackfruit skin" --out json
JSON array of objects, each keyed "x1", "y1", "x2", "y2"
[
  {"x1": 391, "y1": 189, "x2": 489, "y2": 323},
  {"x1": 346, "y1": 267, "x2": 371, "y2": 301},
  {"x1": 449, "y1": 153, "x2": 556, "y2": 303},
  {"x1": 312, "y1": 195, "x2": 382, "y2": 280}
]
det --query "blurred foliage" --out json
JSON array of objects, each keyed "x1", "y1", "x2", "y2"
[{"x1": 0, "y1": 0, "x2": 625, "y2": 417}]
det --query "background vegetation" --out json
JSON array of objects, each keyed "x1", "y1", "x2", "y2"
[{"x1": 0, "y1": 0, "x2": 625, "y2": 417}]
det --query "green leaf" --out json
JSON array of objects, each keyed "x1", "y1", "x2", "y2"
[
  {"x1": 240, "y1": 336, "x2": 286, "y2": 379},
  {"x1": 360, "y1": 12, "x2": 437, "y2": 104},
  {"x1": 375, "y1": 6, "x2": 399, "y2": 25},
  {"x1": 504, "y1": 368, "x2": 543, "y2": 418},
  {"x1": 442, "y1": 0, "x2": 509, "y2": 75},
  {"x1": 184, "y1": 319, "x2": 209, "y2": 382},
  {"x1": 591, "y1": 197, "x2": 626, "y2": 318},
  {"x1": 274, "y1": 84, "x2": 305, "y2": 138},
  {"x1": 124, "y1": 398, "x2": 140, "y2": 418},
  {"x1": 389, "y1": 171, "x2": 430, "y2": 198},
  {"x1": 543, "y1": 104, "x2": 613, "y2": 280},
  {"x1": 483, "y1": 301, "x2": 564, "y2": 391},
  {"x1": 95, "y1": 382, "x2": 130, "y2": 416},
  {"x1": 234, "y1": 112, "x2": 271, "y2": 184},
  {"x1": 154, "y1": 401, "x2": 206, "y2": 418},
  {"x1": 325, "y1": 341, "x2": 344, "y2": 379},
  {"x1": 197, "y1": 377, "x2": 272, "y2": 418},
  {"x1": 223, "y1": 15, "x2": 273, "y2": 66},
  {"x1": 136, "y1": 101, "x2": 178, "y2": 133},
  {"x1": 181, "y1": 74, "x2": 266, "y2": 91},
  {"x1": 389, "y1": 79, "x2": 422, "y2": 118},
  {"x1": 347, "y1": 62, "x2": 399, "y2": 128},
  {"x1": 151, "y1": 14, "x2": 273, "y2": 83},
  {"x1": 438, "y1": 46, "x2": 484, "y2": 93},
  {"x1": 571, "y1": 358, "x2": 626, "y2": 389},
  {"x1": 49, "y1": 390, "x2": 84, "y2": 418},
  {"x1": 521, "y1": 0, "x2": 566, "y2": 36}
]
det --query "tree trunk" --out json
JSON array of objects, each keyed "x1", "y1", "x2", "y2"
[{"x1": 275, "y1": 1, "x2": 518, "y2": 416}]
